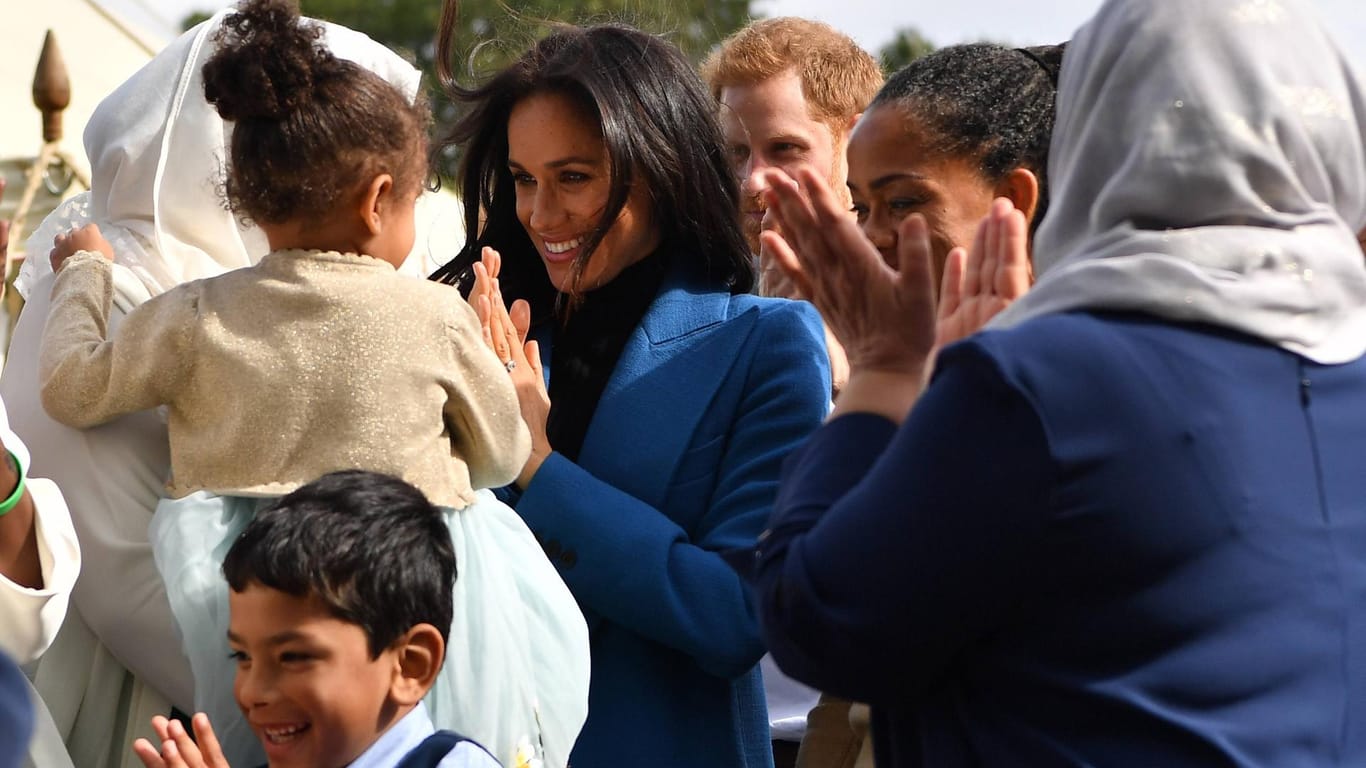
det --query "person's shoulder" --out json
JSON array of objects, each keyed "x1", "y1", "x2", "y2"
[
  {"x1": 132, "y1": 271, "x2": 210, "y2": 316},
  {"x1": 967, "y1": 310, "x2": 1228, "y2": 367},
  {"x1": 365, "y1": 271, "x2": 475, "y2": 324},
  {"x1": 943, "y1": 310, "x2": 1231, "y2": 413},
  {"x1": 390, "y1": 273, "x2": 469, "y2": 307},
  {"x1": 727, "y1": 293, "x2": 823, "y2": 336},
  {"x1": 434, "y1": 740, "x2": 503, "y2": 768},
  {"x1": 718, "y1": 296, "x2": 827, "y2": 373},
  {"x1": 723, "y1": 295, "x2": 830, "y2": 397},
  {"x1": 386, "y1": 267, "x2": 461, "y2": 295},
  {"x1": 726, "y1": 291, "x2": 812, "y2": 316}
]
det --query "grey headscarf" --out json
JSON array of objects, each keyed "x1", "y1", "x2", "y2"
[{"x1": 989, "y1": 0, "x2": 1366, "y2": 364}]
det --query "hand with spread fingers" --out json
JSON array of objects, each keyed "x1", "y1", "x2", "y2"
[
  {"x1": 758, "y1": 206, "x2": 851, "y2": 395},
  {"x1": 469, "y1": 247, "x2": 552, "y2": 487},
  {"x1": 132, "y1": 714, "x2": 231, "y2": 768},
  {"x1": 761, "y1": 167, "x2": 937, "y2": 422},
  {"x1": 935, "y1": 197, "x2": 1033, "y2": 349},
  {"x1": 470, "y1": 247, "x2": 513, "y2": 364}
]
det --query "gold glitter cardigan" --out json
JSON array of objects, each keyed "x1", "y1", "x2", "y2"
[{"x1": 38, "y1": 249, "x2": 530, "y2": 507}]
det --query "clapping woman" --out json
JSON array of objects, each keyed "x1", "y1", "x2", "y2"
[{"x1": 753, "y1": 0, "x2": 1366, "y2": 765}]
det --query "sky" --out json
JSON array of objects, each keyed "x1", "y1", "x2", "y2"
[
  {"x1": 757, "y1": 0, "x2": 1366, "y2": 65},
  {"x1": 101, "y1": 0, "x2": 1366, "y2": 67}
]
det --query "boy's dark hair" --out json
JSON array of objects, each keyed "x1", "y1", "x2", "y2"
[
  {"x1": 872, "y1": 42, "x2": 1066, "y2": 234},
  {"x1": 222, "y1": 470, "x2": 455, "y2": 658},
  {"x1": 201, "y1": 0, "x2": 431, "y2": 225},
  {"x1": 430, "y1": 14, "x2": 754, "y2": 314}
]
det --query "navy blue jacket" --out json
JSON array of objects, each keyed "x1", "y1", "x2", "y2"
[{"x1": 755, "y1": 312, "x2": 1366, "y2": 767}]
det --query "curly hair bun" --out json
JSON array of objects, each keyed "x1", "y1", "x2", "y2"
[{"x1": 202, "y1": 0, "x2": 333, "y2": 122}]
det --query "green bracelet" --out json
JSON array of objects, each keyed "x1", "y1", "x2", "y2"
[{"x1": 0, "y1": 450, "x2": 27, "y2": 517}]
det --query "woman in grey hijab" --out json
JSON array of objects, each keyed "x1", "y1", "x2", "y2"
[{"x1": 748, "y1": 0, "x2": 1366, "y2": 765}]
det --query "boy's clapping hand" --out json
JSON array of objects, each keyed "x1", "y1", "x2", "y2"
[{"x1": 133, "y1": 713, "x2": 232, "y2": 768}]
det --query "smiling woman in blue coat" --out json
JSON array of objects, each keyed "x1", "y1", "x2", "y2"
[{"x1": 429, "y1": 14, "x2": 832, "y2": 768}]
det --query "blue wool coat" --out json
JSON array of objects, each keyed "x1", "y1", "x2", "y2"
[{"x1": 511, "y1": 264, "x2": 831, "y2": 768}]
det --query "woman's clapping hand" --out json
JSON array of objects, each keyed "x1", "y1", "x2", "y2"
[
  {"x1": 760, "y1": 168, "x2": 1031, "y2": 422},
  {"x1": 470, "y1": 247, "x2": 552, "y2": 487},
  {"x1": 935, "y1": 197, "x2": 1031, "y2": 349},
  {"x1": 760, "y1": 167, "x2": 938, "y2": 378}
]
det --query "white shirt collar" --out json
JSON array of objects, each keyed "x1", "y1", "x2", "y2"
[{"x1": 347, "y1": 702, "x2": 435, "y2": 768}]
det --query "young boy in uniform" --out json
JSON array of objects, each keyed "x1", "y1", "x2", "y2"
[{"x1": 132, "y1": 471, "x2": 501, "y2": 768}]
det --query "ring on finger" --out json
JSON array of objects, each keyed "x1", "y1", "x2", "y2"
[{"x1": 504, "y1": 359, "x2": 517, "y2": 372}]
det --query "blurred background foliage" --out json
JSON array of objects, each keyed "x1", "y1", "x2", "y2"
[
  {"x1": 182, "y1": 1, "x2": 936, "y2": 178},
  {"x1": 879, "y1": 26, "x2": 935, "y2": 73},
  {"x1": 187, "y1": 0, "x2": 753, "y2": 177}
]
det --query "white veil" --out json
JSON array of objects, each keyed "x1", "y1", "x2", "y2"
[
  {"x1": 17, "y1": 9, "x2": 437, "y2": 303},
  {"x1": 988, "y1": 0, "x2": 1366, "y2": 364},
  {"x1": 9, "y1": 10, "x2": 581, "y2": 768},
  {"x1": 6, "y1": 5, "x2": 427, "y2": 739}
]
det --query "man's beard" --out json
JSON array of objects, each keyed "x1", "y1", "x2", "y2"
[
  {"x1": 741, "y1": 195, "x2": 765, "y2": 255},
  {"x1": 741, "y1": 159, "x2": 850, "y2": 257}
]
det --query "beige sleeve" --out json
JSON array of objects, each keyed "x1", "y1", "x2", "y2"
[
  {"x1": 440, "y1": 297, "x2": 532, "y2": 491},
  {"x1": 38, "y1": 252, "x2": 196, "y2": 429}
]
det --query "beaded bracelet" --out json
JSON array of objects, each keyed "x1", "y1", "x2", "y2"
[{"x1": 0, "y1": 450, "x2": 27, "y2": 517}]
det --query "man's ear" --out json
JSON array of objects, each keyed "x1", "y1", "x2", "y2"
[
  {"x1": 993, "y1": 168, "x2": 1041, "y2": 228},
  {"x1": 358, "y1": 173, "x2": 396, "y2": 238},
  {"x1": 387, "y1": 623, "x2": 444, "y2": 706},
  {"x1": 834, "y1": 112, "x2": 862, "y2": 157}
]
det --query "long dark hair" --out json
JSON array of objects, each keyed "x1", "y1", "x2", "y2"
[{"x1": 430, "y1": 6, "x2": 754, "y2": 312}]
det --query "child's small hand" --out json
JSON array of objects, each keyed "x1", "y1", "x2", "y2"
[
  {"x1": 132, "y1": 713, "x2": 232, "y2": 768},
  {"x1": 50, "y1": 223, "x2": 115, "y2": 272},
  {"x1": 471, "y1": 246, "x2": 514, "y2": 361}
]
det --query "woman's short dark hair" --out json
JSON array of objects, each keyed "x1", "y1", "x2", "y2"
[
  {"x1": 430, "y1": 12, "x2": 754, "y2": 309},
  {"x1": 222, "y1": 470, "x2": 456, "y2": 658},
  {"x1": 201, "y1": 0, "x2": 430, "y2": 225},
  {"x1": 872, "y1": 42, "x2": 1065, "y2": 233}
]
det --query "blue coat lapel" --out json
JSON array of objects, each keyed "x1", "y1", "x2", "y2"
[{"x1": 575, "y1": 266, "x2": 759, "y2": 509}]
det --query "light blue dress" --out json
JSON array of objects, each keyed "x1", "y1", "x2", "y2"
[{"x1": 150, "y1": 488, "x2": 589, "y2": 768}]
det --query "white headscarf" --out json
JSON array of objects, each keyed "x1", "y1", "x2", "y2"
[
  {"x1": 988, "y1": 0, "x2": 1366, "y2": 364},
  {"x1": 17, "y1": 10, "x2": 426, "y2": 302}
]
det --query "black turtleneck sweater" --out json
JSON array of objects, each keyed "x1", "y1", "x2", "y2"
[{"x1": 546, "y1": 251, "x2": 668, "y2": 462}]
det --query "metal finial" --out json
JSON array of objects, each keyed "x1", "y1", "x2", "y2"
[{"x1": 33, "y1": 30, "x2": 72, "y2": 143}]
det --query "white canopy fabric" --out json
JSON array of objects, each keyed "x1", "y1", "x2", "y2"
[{"x1": 1, "y1": 0, "x2": 163, "y2": 250}]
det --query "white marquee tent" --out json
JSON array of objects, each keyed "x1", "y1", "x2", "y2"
[{"x1": 2, "y1": 0, "x2": 167, "y2": 255}]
